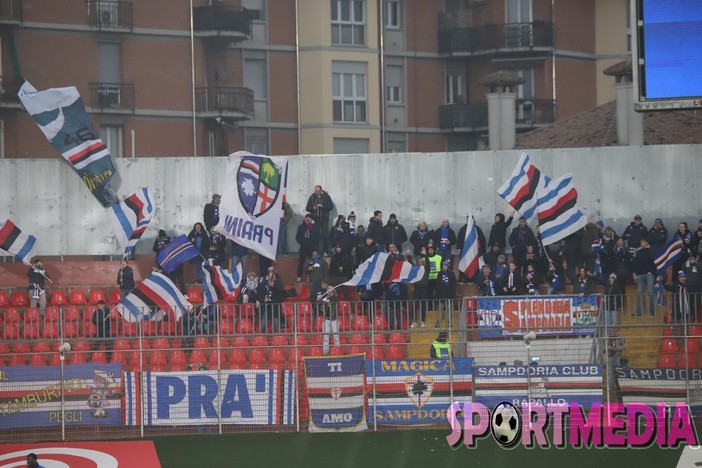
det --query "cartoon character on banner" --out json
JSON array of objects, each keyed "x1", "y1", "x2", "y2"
[{"x1": 87, "y1": 370, "x2": 116, "y2": 418}]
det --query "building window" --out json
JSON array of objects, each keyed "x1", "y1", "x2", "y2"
[
  {"x1": 332, "y1": 62, "x2": 367, "y2": 123},
  {"x1": 331, "y1": 0, "x2": 365, "y2": 45},
  {"x1": 384, "y1": 0, "x2": 401, "y2": 29},
  {"x1": 245, "y1": 128, "x2": 269, "y2": 155},
  {"x1": 333, "y1": 137, "x2": 369, "y2": 154},
  {"x1": 514, "y1": 68, "x2": 534, "y2": 121},
  {"x1": 242, "y1": 0, "x2": 266, "y2": 21},
  {"x1": 386, "y1": 132, "x2": 405, "y2": 153},
  {"x1": 99, "y1": 125, "x2": 123, "y2": 158},
  {"x1": 386, "y1": 64, "x2": 403, "y2": 104},
  {"x1": 445, "y1": 65, "x2": 466, "y2": 104},
  {"x1": 244, "y1": 51, "x2": 269, "y2": 121}
]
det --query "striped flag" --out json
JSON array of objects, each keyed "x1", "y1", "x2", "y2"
[
  {"x1": 0, "y1": 219, "x2": 38, "y2": 265},
  {"x1": 654, "y1": 238, "x2": 683, "y2": 273},
  {"x1": 18, "y1": 81, "x2": 118, "y2": 207},
  {"x1": 156, "y1": 234, "x2": 200, "y2": 274},
  {"x1": 115, "y1": 271, "x2": 191, "y2": 322},
  {"x1": 536, "y1": 173, "x2": 587, "y2": 246},
  {"x1": 202, "y1": 260, "x2": 243, "y2": 307},
  {"x1": 109, "y1": 188, "x2": 154, "y2": 257},
  {"x1": 343, "y1": 252, "x2": 425, "y2": 287},
  {"x1": 458, "y1": 215, "x2": 484, "y2": 279},
  {"x1": 497, "y1": 152, "x2": 545, "y2": 223}
]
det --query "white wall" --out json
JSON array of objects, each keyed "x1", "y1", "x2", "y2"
[{"x1": 1, "y1": 145, "x2": 699, "y2": 256}]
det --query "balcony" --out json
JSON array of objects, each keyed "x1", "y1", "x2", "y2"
[
  {"x1": 439, "y1": 100, "x2": 555, "y2": 131},
  {"x1": 438, "y1": 21, "x2": 553, "y2": 57},
  {"x1": 0, "y1": 0, "x2": 21, "y2": 26},
  {"x1": 0, "y1": 76, "x2": 22, "y2": 109},
  {"x1": 193, "y1": 5, "x2": 251, "y2": 44},
  {"x1": 88, "y1": 1, "x2": 132, "y2": 32},
  {"x1": 195, "y1": 87, "x2": 254, "y2": 121},
  {"x1": 88, "y1": 83, "x2": 135, "y2": 113}
]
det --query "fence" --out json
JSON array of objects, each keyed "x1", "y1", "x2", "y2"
[{"x1": 1, "y1": 292, "x2": 701, "y2": 442}]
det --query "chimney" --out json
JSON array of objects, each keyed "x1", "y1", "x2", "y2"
[
  {"x1": 479, "y1": 71, "x2": 524, "y2": 151},
  {"x1": 604, "y1": 60, "x2": 644, "y2": 146}
]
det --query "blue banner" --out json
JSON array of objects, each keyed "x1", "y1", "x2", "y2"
[
  {"x1": 0, "y1": 364, "x2": 122, "y2": 429},
  {"x1": 617, "y1": 367, "x2": 702, "y2": 416}
]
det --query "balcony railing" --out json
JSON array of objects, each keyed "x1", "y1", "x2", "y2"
[
  {"x1": 88, "y1": 83, "x2": 135, "y2": 113},
  {"x1": 438, "y1": 21, "x2": 554, "y2": 55},
  {"x1": 193, "y1": 5, "x2": 252, "y2": 38},
  {"x1": 0, "y1": 76, "x2": 22, "y2": 106},
  {"x1": 439, "y1": 99, "x2": 555, "y2": 131},
  {"x1": 0, "y1": 0, "x2": 22, "y2": 24},
  {"x1": 195, "y1": 87, "x2": 254, "y2": 120},
  {"x1": 88, "y1": 1, "x2": 133, "y2": 32}
]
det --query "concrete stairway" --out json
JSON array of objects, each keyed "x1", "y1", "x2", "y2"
[
  {"x1": 407, "y1": 308, "x2": 460, "y2": 359},
  {"x1": 615, "y1": 286, "x2": 667, "y2": 368}
]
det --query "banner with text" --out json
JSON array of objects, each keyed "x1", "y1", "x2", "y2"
[
  {"x1": 366, "y1": 358, "x2": 473, "y2": 425},
  {"x1": 474, "y1": 364, "x2": 603, "y2": 409},
  {"x1": 477, "y1": 295, "x2": 600, "y2": 337},
  {"x1": 617, "y1": 367, "x2": 702, "y2": 416},
  {"x1": 0, "y1": 364, "x2": 122, "y2": 429}
]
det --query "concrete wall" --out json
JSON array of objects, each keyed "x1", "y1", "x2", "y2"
[{"x1": 1, "y1": 145, "x2": 700, "y2": 257}]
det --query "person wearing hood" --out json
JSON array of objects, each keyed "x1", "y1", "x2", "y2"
[
  {"x1": 305, "y1": 185, "x2": 334, "y2": 256},
  {"x1": 647, "y1": 218, "x2": 668, "y2": 256},
  {"x1": 410, "y1": 221, "x2": 433, "y2": 255},
  {"x1": 367, "y1": 210, "x2": 386, "y2": 252},
  {"x1": 673, "y1": 222, "x2": 694, "y2": 274},
  {"x1": 384, "y1": 213, "x2": 408, "y2": 251},
  {"x1": 187, "y1": 222, "x2": 209, "y2": 284},
  {"x1": 581, "y1": 221, "x2": 603, "y2": 275},
  {"x1": 296, "y1": 214, "x2": 321, "y2": 281},
  {"x1": 488, "y1": 212, "x2": 514, "y2": 252},
  {"x1": 329, "y1": 214, "x2": 352, "y2": 253},
  {"x1": 433, "y1": 218, "x2": 456, "y2": 264},
  {"x1": 509, "y1": 217, "x2": 537, "y2": 267},
  {"x1": 356, "y1": 235, "x2": 379, "y2": 267},
  {"x1": 435, "y1": 260, "x2": 456, "y2": 328},
  {"x1": 665, "y1": 271, "x2": 692, "y2": 328},
  {"x1": 600, "y1": 226, "x2": 619, "y2": 279}
]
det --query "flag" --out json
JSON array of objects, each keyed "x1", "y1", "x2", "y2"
[
  {"x1": 115, "y1": 271, "x2": 191, "y2": 322},
  {"x1": 0, "y1": 219, "x2": 38, "y2": 265},
  {"x1": 343, "y1": 252, "x2": 425, "y2": 287},
  {"x1": 156, "y1": 234, "x2": 201, "y2": 274},
  {"x1": 18, "y1": 81, "x2": 119, "y2": 207},
  {"x1": 458, "y1": 215, "x2": 484, "y2": 279},
  {"x1": 497, "y1": 152, "x2": 545, "y2": 223},
  {"x1": 214, "y1": 151, "x2": 289, "y2": 260},
  {"x1": 202, "y1": 260, "x2": 243, "y2": 307},
  {"x1": 654, "y1": 238, "x2": 683, "y2": 273},
  {"x1": 108, "y1": 188, "x2": 154, "y2": 257},
  {"x1": 536, "y1": 173, "x2": 587, "y2": 246},
  {"x1": 304, "y1": 355, "x2": 368, "y2": 432}
]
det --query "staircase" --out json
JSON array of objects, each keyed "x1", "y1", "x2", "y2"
[
  {"x1": 407, "y1": 308, "x2": 460, "y2": 359},
  {"x1": 616, "y1": 286, "x2": 667, "y2": 368}
]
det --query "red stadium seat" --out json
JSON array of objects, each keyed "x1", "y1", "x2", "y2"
[
  {"x1": 214, "y1": 336, "x2": 230, "y2": 348},
  {"x1": 270, "y1": 347, "x2": 286, "y2": 364},
  {"x1": 271, "y1": 335, "x2": 289, "y2": 347},
  {"x1": 121, "y1": 322, "x2": 138, "y2": 337},
  {"x1": 187, "y1": 288, "x2": 203, "y2": 304},
  {"x1": 338, "y1": 316, "x2": 351, "y2": 332},
  {"x1": 91, "y1": 352, "x2": 107, "y2": 364},
  {"x1": 298, "y1": 302, "x2": 313, "y2": 316},
  {"x1": 170, "y1": 349, "x2": 188, "y2": 370},
  {"x1": 12, "y1": 343, "x2": 30, "y2": 354},
  {"x1": 69, "y1": 289, "x2": 87, "y2": 306},
  {"x1": 189, "y1": 349, "x2": 207, "y2": 366},
  {"x1": 10, "y1": 291, "x2": 28, "y2": 307},
  {"x1": 386, "y1": 345, "x2": 405, "y2": 360},
  {"x1": 194, "y1": 337, "x2": 210, "y2": 349},
  {"x1": 295, "y1": 335, "x2": 309, "y2": 347},
  {"x1": 150, "y1": 350, "x2": 168, "y2": 367},
  {"x1": 70, "y1": 353, "x2": 87, "y2": 365},
  {"x1": 231, "y1": 336, "x2": 250, "y2": 348},
  {"x1": 348, "y1": 345, "x2": 365, "y2": 356},
  {"x1": 221, "y1": 304, "x2": 236, "y2": 318},
  {"x1": 352, "y1": 315, "x2": 370, "y2": 331},
  {"x1": 129, "y1": 352, "x2": 142, "y2": 370},
  {"x1": 238, "y1": 318, "x2": 255, "y2": 334},
  {"x1": 313, "y1": 316, "x2": 325, "y2": 332},
  {"x1": 251, "y1": 335, "x2": 269, "y2": 348},
  {"x1": 219, "y1": 317, "x2": 235, "y2": 334},
  {"x1": 8, "y1": 355, "x2": 25, "y2": 366},
  {"x1": 689, "y1": 325, "x2": 702, "y2": 337},
  {"x1": 298, "y1": 284, "x2": 310, "y2": 301},
  {"x1": 208, "y1": 350, "x2": 224, "y2": 369},
  {"x1": 224, "y1": 289, "x2": 240, "y2": 303},
  {"x1": 661, "y1": 339, "x2": 679, "y2": 354},
  {"x1": 150, "y1": 365, "x2": 166, "y2": 372},
  {"x1": 3, "y1": 307, "x2": 20, "y2": 322},
  {"x1": 328, "y1": 346, "x2": 344, "y2": 357},
  {"x1": 678, "y1": 353, "x2": 696, "y2": 368},
  {"x1": 350, "y1": 334, "x2": 367, "y2": 345},
  {"x1": 307, "y1": 347, "x2": 324, "y2": 357},
  {"x1": 108, "y1": 289, "x2": 122, "y2": 306},
  {"x1": 229, "y1": 348, "x2": 247, "y2": 366},
  {"x1": 281, "y1": 303, "x2": 295, "y2": 320},
  {"x1": 0, "y1": 290, "x2": 9, "y2": 307},
  {"x1": 142, "y1": 321, "x2": 159, "y2": 336},
  {"x1": 374, "y1": 314, "x2": 388, "y2": 331},
  {"x1": 153, "y1": 338, "x2": 171, "y2": 349},
  {"x1": 338, "y1": 301, "x2": 352, "y2": 316},
  {"x1": 389, "y1": 332, "x2": 407, "y2": 344},
  {"x1": 42, "y1": 323, "x2": 59, "y2": 339},
  {"x1": 114, "y1": 339, "x2": 132, "y2": 351},
  {"x1": 240, "y1": 303, "x2": 255, "y2": 317},
  {"x1": 249, "y1": 348, "x2": 267, "y2": 368},
  {"x1": 25, "y1": 307, "x2": 40, "y2": 323},
  {"x1": 74, "y1": 340, "x2": 91, "y2": 352},
  {"x1": 24, "y1": 323, "x2": 40, "y2": 340},
  {"x1": 49, "y1": 290, "x2": 68, "y2": 306},
  {"x1": 63, "y1": 322, "x2": 78, "y2": 339},
  {"x1": 663, "y1": 327, "x2": 673, "y2": 337},
  {"x1": 687, "y1": 339, "x2": 701, "y2": 353},
  {"x1": 111, "y1": 351, "x2": 128, "y2": 365},
  {"x1": 65, "y1": 306, "x2": 81, "y2": 322},
  {"x1": 45, "y1": 306, "x2": 60, "y2": 322},
  {"x1": 296, "y1": 317, "x2": 313, "y2": 333},
  {"x1": 33, "y1": 342, "x2": 51, "y2": 353},
  {"x1": 29, "y1": 354, "x2": 47, "y2": 366},
  {"x1": 88, "y1": 289, "x2": 107, "y2": 305},
  {"x1": 3, "y1": 323, "x2": 20, "y2": 340}
]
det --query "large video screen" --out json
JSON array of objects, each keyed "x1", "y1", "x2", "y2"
[{"x1": 633, "y1": 0, "x2": 702, "y2": 110}]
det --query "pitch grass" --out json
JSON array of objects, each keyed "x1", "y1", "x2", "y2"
[{"x1": 152, "y1": 430, "x2": 684, "y2": 468}]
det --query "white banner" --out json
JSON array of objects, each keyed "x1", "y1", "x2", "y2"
[{"x1": 214, "y1": 151, "x2": 288, "y2": 260}]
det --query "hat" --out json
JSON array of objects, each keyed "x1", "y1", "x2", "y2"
[
  {"x1": 655, "y1": 218, "x2": 663, "y2": 223},
  {"x1": 348, "y1": 211, "x2": 356, "y2": 219},
  {"x1": 498, "y1": 254, "x2": 506, "y2": 261},
  {"x1": 609, "y1": 273, "x2": 617, "y2": 280},
  {"x1": 634, "y1": 215, "x2": 642, "y2": 220},
  {"x1": 213, "y1": 193, "x2": 221, "y2": 199},
  {"x1": 442, "y1": 260, "x2": 451, "y2": 266},
  {"x1": 698, "y1": 218, "x2": 702, "y2": 224},
  {"x1": 678, "y1": 271, "x2": 687, "y2": 278},
  {"x1": 389, "y1": 213, "x2": 397, "y2": 220},
  {"x1": 596, "y1": 220, "x2": 604, "y2": 229}
]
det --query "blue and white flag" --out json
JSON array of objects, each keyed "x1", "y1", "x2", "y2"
[
  {"x1": 108, "y1": 187, "x2": 154, "y2": 257},
  {"x1": 654, "y1": 238, "x2": 683, "y2": 273},
  {"x1": 536, "y1": 173, "x2": 587, "y2": 246},
  {"x1": 156, "y1": 234, "x2": 200, "y2": 274},
  {"x1": 114, "y1": 271, "x2": 191, "y2": 322},
  {"x1": 343, "y1": 252, "x2": 424, "y2": 287},
  {"x1": 0, "y1": 219, "x2": 37, "y2": 265},
  {"x1": 304, "y1": 355, "x2": 368, "y2": 432},
  {"x1": 18, "y1": 81, "x2": 119, "y2": 207},
  {"x1": 214, "y1": 151, "x2": 289, "y2": 261},
  {"x1": 497, "y1": 153, "x2": 546, "y2": 224},
  {"x1": 458, "y1": 215, "x2": 484, "y2": 279},
  {"x1": 202, "y1": 259, "x2": 243, "y2": 307}
]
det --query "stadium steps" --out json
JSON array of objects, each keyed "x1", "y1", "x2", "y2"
[
  {"x1": 616, "y1": 285, "x2": 666, "y2": 368},
  {"x1": 407, "y1": 308, "x2": 459, "y2": 359}
]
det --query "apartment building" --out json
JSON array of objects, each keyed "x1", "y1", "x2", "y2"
[{"x1": 0, "y1": 0, "x2": 628, "y2": 158}]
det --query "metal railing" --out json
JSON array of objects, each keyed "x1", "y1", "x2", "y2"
[
  {"x1": 195, "y1": 87, "x2": 254, "y2": 118},
  {"x1": 439, "y1": 99, "x2": 554, "y2": 130},
  {"x1": 87, "y1": 82, "x2": 135, "y2": 113},
  {"x1": 0, "y1": 76, "x2": 22, "y2": 105},
  {"x1": 0, "y1": 0, "x2": 21, "y2": 23},
  {"x1": 438, "y1": 21, "x2": 554, "y2": 55},
  {"x1": 88, "y1": 1, "x2": 133, "y2": 32},
  {"x1": 192, "y1": 5, "x2": 252, "y2": 37}
]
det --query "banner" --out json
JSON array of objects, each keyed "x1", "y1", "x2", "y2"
[
  {"x1": 0, "y1": 219, "x2": 37, "y2": 265},
  {"x1": 366, "y1": 358, "x2": 473, "y2": 424},
  {"x1": 108, "y1": 187, "x2": 154, "y2": 257},
  {"x1": 304, "y1": 355, "x2": 367, "y2": 432},
  {"x1": 155, "y1": 235, "x2": 200, "y2": 274},
  {"x1": 18, "y1": 81, "x2": 119, "y2": 207},
  {"x1": 474, "y1": 364, "x2": 602, "y2": 409},
  {"x1": 132, "y1": 369, "x2": 295, "y2": 426},
  {"x1": 214, "y1": 151, "x2": 289, "y2": 261},
  {"x1": 477, "y1": 295, "x2": 600, "y2": 337},
  {"x1": 616, "y1": 367, "x2": 702, "y2": 416},
  {"x1": 0, "y1": 364, "x2": 122, "y2": 429}
]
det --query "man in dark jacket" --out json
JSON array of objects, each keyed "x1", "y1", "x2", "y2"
[
  {"x1": 500, "y1": 261, "x2": 523, "y2": 296},
  {"x1": 257, "y1": 268, "x2": 284, "y2": 332},
  {"x1": 410, "y1": 222, "x2": 433, "y2": 255},
  {"x1": 305, "y1": 185, "x2": 334, "y2": 256},
  {"x1": 433, "y1": 219, "x2": 456, "y2": 264},
  {"x1": 384, "y1": 213, "x2": 408, "y2": 252},
  {"x1": 647, "y1": 218, "x2": 668, "y2": 256},
  {"x1": 356, "y1": 236, "x2": 379, "y2": 266},
  {"x1": 367, "y1": 210, "x2": 386, "y2": 251},
  {"x1": 27, "y1": 258, "x2": 49, "y2": 316},
  {"x1": 91, "y1": 300, "x2": 113, "y2": 360},
  {"x1": 203, "y1": 193, "x2": 221, "y2": 232},
  {"x1": 623, "y1": 215, "x2": 648, "y2": 249},
  {"x1": 329, "y1": 215, "x2": 352, "y2": 253},
  {"x1": 488, "y1": 212, "x2": 514, "y2": 252},
  {"x1": 633, "y1": 237, "x2": 657, "y2": 316},
  {"x1": 435, "y1": 260, "x2": 456, "y2": 328},
  {"x1": 477, "y1": 265, "x2": 498, "y2": 296},
  {"x1": 665, "y1": 271, "x2": 692, "y2": 326},
  {"x1": 296, "y1": 214, "x2": 321, "y2": 281},
  {"x1": 509, "y1": 217, "x2": 537, "y2": 267},
  {"x1": 117, "y1": 259, "x2": 135, "y2": 300}
]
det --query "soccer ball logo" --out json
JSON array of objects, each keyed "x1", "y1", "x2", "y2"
[{"x1": 491, "y1": 402, "x2": 521, "y2": 447}]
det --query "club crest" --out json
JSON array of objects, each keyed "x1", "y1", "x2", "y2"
[
  {"x1": 405, "y1": 373, "x2": 434, "y2": 409},
  {"x1": 330, "y1": 387, "x2": 342, "y2": 400},
  {"x1": 236, "y1": 155, "x2": 281, "y2": 219}
]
